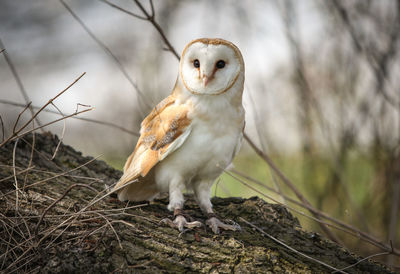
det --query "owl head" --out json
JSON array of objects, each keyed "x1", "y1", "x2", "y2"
[{"x1": 179, "y1": 38, "x2": 244, "y2": 96}]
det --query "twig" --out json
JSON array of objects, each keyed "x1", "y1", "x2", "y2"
[
  {"x1": 129, "y1": 259, "x2": 154, "y2": 269},
  {"x1": 0, "y1": 114, "x2": 4, "y2": 142},
  {"x1": 0, "y1": 166, "x2": 36, "y2": 184},
  {"x1": 246, "y1": 84, "x2": 285, "y2": 204},
  {"x1": 0, "y1": 72, "x2": 86, "y2": 148},
  {"x1": 330, "y1": 0, "x2": 399, "y2": 108},
  {"x1": 244, "y1": 133, "x2": 341, "y2": 244},
  {"x1": 225, "y1": 169, "x2": 397, "y2": 254},
  {"x1": 334, "y1": 251, "x2": 391, "y2": 273},
  {"x1": 99, "y1": 0, "x2": 147, "y2": 20},
  {"x1": 23, "y1": 122, "x2": 35, "y2": 190},
  {"x1": 35, "y1": 183, "x2": 99, "y2": 236},
  {"x1": 388, "y1": 178, "x2": 400, "y2": 264},
  {"x1": 149, "y1": 0, "x2": 155, "y2": 19},
  {"x1": 240, "y1": 217, "x2": 346, "y2": 274},
  {"x1": 101, "y1": 0, "x2": 180, "y2": 59},
  {"x1": 12, "y1": 102, "x2": 32, "y2": 134},
  {"x1": 12, "y1": 138, "x2": 20, "y2": 212},
  {"x1": 0, "y1": 99, "x2": 139, "y2": 136},
  {"x1": 5, "y1": 107, "x2": 93, "y2": 145},
  {"x1": 95, "y1": 213, "x2": 122, "y2": 249},
  {"x1": 0, "y1": 155, "x2": 102, "y2": 200},
  {"x1": 49, "y1": 102, "x2": 66, "y2": 159},
  {"x1": 133, "y1": 0, "x2": 180, "y2": 59},
  {"x1": 0, "y1": 39, "x2": 43, "y2": 130},
  {"x1": 60, "y1": 0, "x2": 151, "y2": 111}
]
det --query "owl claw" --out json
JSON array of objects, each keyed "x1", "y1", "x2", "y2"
[
  {"x1": 160, "y1": 215, "x2": 202, "y2": 232},
  {"x1": 206, "y1": 217, "x2": 241, "y2": 234}
]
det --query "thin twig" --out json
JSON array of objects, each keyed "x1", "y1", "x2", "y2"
[
  {"x1": 0, "y1": 99, "x2": 139, "y2": 136},
  {"x1": 5, "y1": 107, "x2": 93, "y2": 145},
  {"x1": 60, "y1": 0, "x2": 151, "y2": 111},
  {"x1": 225, "y1": 169, "x2": 397, "y2": 254},
  {"x1": 0, "y1": 72, "x2": 86, "y2": 148},
  {"x1": 0, "y1": 115, "x2": 4, "y2": 143},
  {"x1": 334, "y1": 251, "x2": 391, "y2": 273},
  {"x1": 240, "y1": 217, "x2": 346, "y2": 273},
  {"x1": 12, "y1": 138, "x2": 20, "y2": 212},
  {"x1": 149, "y1": 0, "x2": 155, "y2": 19},
  {"x1": 330, "y1": 0, "x2": 399, "y2": 108},
  {"x1": 244, "y1": 133, "x2": 341, "y2": 244},
  {"x1": 99, "y1": 0, "x2": 147, "y2": 20},
  {"x1": 133, "y1": 0, "x2": 180, "y2": 59},
  {"x1": 0, "y1": 39, "x2": 43, "y2": 129},
  {"x1": 0, "y1": 166, "x2": 36, "y2": 184},
  {"x1": 35, "y1": 183, "x2": 99, "y2": 236},
  {"x1": 101, "y1": 0, "x2": 179, "y2": 59},
  {"x1": 12, "y1": 102, "x2": 32, "y2": 134},
  {"x1": 0, "y1": 155, "x2": 102, "y2": 200},
  {"x1": 95, "y1": 213, "x2": 122, "y2": 249},
  {"x1": 50, "y1": 102, "x2": 66, "y2": 159},
  {"x1": 23, "y1": 122, "x2": 35, "y2": 190}
]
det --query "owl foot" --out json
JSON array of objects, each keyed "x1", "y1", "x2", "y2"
[
  {"x1": 206, "y1": 216, "x2": 241, "y2": 234},
  {"x1": 160, "y1": 210, "x2": 202, "y2": 232}
]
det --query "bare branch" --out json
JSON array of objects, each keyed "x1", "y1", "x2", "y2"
[
  {"x1": 0, "y1": 115, "x2": 5, "y2": 142},
  {"x1": 335, "y1": 251, "x2": 391, "y2": 273},
  {"x1": 60, "y1": 0, "x2": 151, "y2": 111},
  {"x1": 12, "y1": 139, "x2": 20, "y2": 212},
  {"x1": 226, "y1": 168, "x2": 398, "y2": 255},
  {"x1": 0, "y1": 99, "x2": 139, "y2": 137},
  {"x1": 330, "y1": 0, "x2": 399, "y2": 108},
  {"x1": 0, "y1": 39, "x2": 43, "y2": 130},
  {"x1": 101, "y1": 0, "x2": 180, "y2": 59},
  {"x1": 0, "y1": 72, "x2": 86, "y2": 148},
  {"x1": 12, "y1": 102, "x2": 31, "y2": 134},
  {"x1": 244, "y1": 133, "x2": 342, "y2": 244},
  {"x1": 49, "y1": 102, "x2": 66, "y2": 160},
  {"x1": 4, "y1": 105, "x2": 93, "y2": 146},
  {"x1": 99, "y1": 0, "x2": 147, "y2": 20},
  {"x1": 133, "y1": 0, "x2": 180, "y2": 59},
  {"x1": 149, "y1": 0, "x2": 155, "y2": 19},
  {"x1": 35, "y1": 183, "x2": 99, "y2": 237},
  {"x1": 240, "y1": 217, "x2": 346, "y2": 273}
]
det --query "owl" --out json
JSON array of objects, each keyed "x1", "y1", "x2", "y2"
[{"x1": 114, "y1": 38, "x2": 245, "y2": 233}]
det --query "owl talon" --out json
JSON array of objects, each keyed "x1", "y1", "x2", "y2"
[
  {"x1": 160, "y1": 215, "x2": 202, "y2": 232},
  {"x1": 206, "y1": 217, "x2": 241, "y2": 234}
]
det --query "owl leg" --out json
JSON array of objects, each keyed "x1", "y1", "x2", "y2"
[
  {"x1": 160, "y1": 178, "x2": 202, "y2": 232},
  {"x1": 194, "y1": 182, "x2": 241, "y2": 234}
]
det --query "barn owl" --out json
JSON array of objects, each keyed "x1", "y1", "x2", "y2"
[{"x1": 114, "y1": 38, "x2": 245, "y2": 234}]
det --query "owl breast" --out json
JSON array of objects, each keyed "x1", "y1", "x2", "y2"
[{"x1": 154, "y1": 97, "x2": 245, "y2": 192}]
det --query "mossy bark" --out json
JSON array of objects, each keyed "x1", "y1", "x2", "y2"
[{"x1": 0, "y1": 133, "x2": 393, "y2": 273}]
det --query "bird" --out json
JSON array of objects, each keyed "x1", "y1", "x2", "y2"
[{"x1": 113, "y1": 38, "x2": 245, "y2": 234}]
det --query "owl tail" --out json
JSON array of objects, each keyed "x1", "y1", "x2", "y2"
[{"x1": 113, "y1": 171, "x2": 158, "y2": 202}]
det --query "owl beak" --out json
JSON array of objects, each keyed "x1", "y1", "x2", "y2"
[{"x1": 202, "y1": 75, "x2": 210, "y2": 87}]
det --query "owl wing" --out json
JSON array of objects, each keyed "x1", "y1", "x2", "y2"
[{"x1": 113, "y1": 95, "x2": 192, "y2": 192}]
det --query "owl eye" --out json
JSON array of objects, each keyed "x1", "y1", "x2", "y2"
[
  {"x1": 193, "y1": 59, "x2": 200, "y2": 68},
  {"x1": 216, "y1": 60, "x2": 225, "y2": 69}
]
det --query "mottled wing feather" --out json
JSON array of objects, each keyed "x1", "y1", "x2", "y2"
[{"x1": 114, "y1": 96, "x2": 191, "y2": 191}]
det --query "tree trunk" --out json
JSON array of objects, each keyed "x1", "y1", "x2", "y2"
[{"x1": 0, "y1": 133, "x2": 392, "y2": 273}]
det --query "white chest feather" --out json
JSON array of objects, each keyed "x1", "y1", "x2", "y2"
[{"x1": 154, "y1": 95, "x2": 244, "y2": 192}]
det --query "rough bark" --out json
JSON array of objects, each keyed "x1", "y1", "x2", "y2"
[{"x1": 0, "y1": 133, "x2": 393, "y2": 273}]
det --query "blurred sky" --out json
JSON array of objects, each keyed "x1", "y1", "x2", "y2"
[{"x1": 0, "y1": 0, "x2": 324, "y2": 158}]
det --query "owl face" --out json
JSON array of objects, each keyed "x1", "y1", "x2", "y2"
[{"x1": 180, "y1": 38, "x2": 244, "y2": 95}]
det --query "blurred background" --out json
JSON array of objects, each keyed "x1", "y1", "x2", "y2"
[{"x1": 1, "y1": 0, "x2": 399, "y2": 268}]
